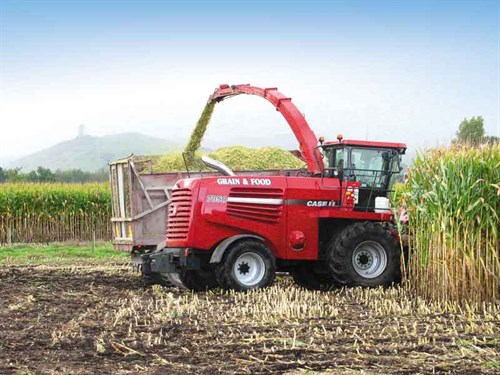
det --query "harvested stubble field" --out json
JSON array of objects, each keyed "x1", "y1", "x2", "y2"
[{"x1": 1, "y1": 252, "x2": 499, "y2": 375}]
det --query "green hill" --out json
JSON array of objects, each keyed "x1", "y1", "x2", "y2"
[{"x1": 10, "y1": 133, "x2": 178, "y2": 172}]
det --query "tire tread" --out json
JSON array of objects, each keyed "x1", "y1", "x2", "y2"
[{"x1": 327, "y1": 221, "x2": 401, "y2": 287}]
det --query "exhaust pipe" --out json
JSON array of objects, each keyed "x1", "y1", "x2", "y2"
[{"x1": 201, "y1": 156, "x2": 235, "y2": 176}]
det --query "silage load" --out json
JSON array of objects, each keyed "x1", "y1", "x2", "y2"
[
  {"x1": 397, "y1": 143, "x2": 499, "y2": 305},
  {"x1": 209, "y1": 146, "x2": 304, "y2": 170},
  {"x1": 168, "y1": 96, "x2": 304, "y2": 172},
  {"x1": 153, "y1": 146, "x2": 305, "y2": 172},
  {"x1": 184, "y1": 101, "x2": 216, "y2": 155}
]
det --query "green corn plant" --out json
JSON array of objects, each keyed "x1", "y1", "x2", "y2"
[
  {"x1": 0, "y1": 183, "x2": 111, "y2": 244},
  {"x1": 400, "y1": 143, "x2": 499, "y2": 305}
]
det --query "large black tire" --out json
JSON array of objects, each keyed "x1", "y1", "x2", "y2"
[
  {"x1": 215, "y1": 240, "x2": 276, "y2": 291},
  {"x1": 328, "y1": 221, "x2": 401, "y2": 287},
  {"x1": 179, "y1": 267, "x2": 218, "y2": 292},
  {"x1": 290, "y1": 263, "x2": 337, "y2": 290}
]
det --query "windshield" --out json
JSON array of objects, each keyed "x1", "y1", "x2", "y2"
[
  {"x1": 322, "y1": 146, "x2": 400, "y2": 187},
  {"x1": 348, "y1": 147, "x2": 400, "y2": 188}
]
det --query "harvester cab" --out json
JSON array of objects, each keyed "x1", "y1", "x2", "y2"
[{"x1": 320, "y1": 137, "x2": 405, "y2": 211}]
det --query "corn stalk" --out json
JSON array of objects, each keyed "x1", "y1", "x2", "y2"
[
  {"x1": 397, "y1": 144, "x2": 499, "y2": 304},
  {"x1": 0, "y1": 183, "x2": 111, "y2": 244}
]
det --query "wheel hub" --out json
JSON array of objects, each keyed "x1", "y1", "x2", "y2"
[
  {"x1": 355, "y1": 251, "x2": 373, "y2": 269},
  {"x1": 351, "y1": 241, "x2": 388, "y2": 279},
  {"x1": 233, "y1": 252, "x2": 266, "y2": 286},
  {"x1": 237, "y1": 261, "x2": 250, "y2": 275}
]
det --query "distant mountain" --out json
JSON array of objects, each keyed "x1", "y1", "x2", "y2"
[{"x1": 9, "y1": 133, "x2": 179, "y2": 172}]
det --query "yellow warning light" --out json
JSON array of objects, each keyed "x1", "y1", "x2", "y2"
[
  {"x1": 318, "y1": 136, "x2": 325, "y2": 144},
  {"x1": 337, "y1": 134, "x2": 343, "y2": 142}
]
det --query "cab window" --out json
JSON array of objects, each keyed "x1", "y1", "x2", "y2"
[
  {"x1": 321, "y1": 147, "x2": 345, "y2": 177},
  {"x1": 348, "y1": 147, "x2": 399, "y2": 188}
]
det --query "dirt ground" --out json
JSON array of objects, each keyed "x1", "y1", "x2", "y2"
[{"x1": 1, "y1": 262, "x2": 499, "y2": 374}]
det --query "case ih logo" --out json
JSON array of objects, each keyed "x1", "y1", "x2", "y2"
[
  {"x1": 285, "y1": 199, "x2": 338, "y2": 207},
  {"x1": 306, "y1": 200, "x2": 336, "y2": 207}
]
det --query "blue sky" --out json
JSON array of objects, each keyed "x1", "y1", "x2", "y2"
[{"x1": 1, "y1": 0, "x2": 499, "y2": 162}]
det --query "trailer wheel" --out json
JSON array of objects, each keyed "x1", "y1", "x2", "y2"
[
  {"x1": 215, "y1": 240, "x2": 276, "y2": 291},
  {"x1": 179, "y1": 267, "x2": 218, "y2": 292},
  {"x1": 328, "y1": 221, "x2": 401, "y2": 287},
  {"x1": 290, "y1": 264, "x2": 337, "y2": 290}
]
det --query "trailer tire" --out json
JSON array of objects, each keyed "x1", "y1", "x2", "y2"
[
  {"x1": 290, "y1": 264, "x2": 337, "y2": 290},
  {"x1": 328, "y1": 221, "x2": 401, "y2": 287},
  {"x1": 179, "y1": 267, "x2": 218, "y2": 292},
  {"x1": 215, "y1": 240, "x2": 276, "y2": 291}
]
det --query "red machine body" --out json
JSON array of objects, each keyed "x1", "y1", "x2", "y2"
[
  {"x1": 167, "y1": 175, "x2": 394, "y2": 262},
  {"x1": 141, "y1": 84, "x2": 407, "y2": 291}
]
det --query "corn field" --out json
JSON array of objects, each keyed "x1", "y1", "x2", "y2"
[
  {"x1": 0, "y1": 183, "x2": 111, "y2": 244},
  {"x1": 398, "y1": 143, "x2": 500, "y2": 305}
]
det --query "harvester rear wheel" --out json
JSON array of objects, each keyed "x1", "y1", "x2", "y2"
[
  {"x1": 328, "y1": 221, "x2": 401, "y2": 287},
  {"x1": 215, "y1": 240, "x2": 276, "y2": 291}
]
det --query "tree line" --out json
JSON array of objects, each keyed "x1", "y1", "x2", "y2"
[
  {"x1": 0, "y1": 166, "x2": 108, "y2": 183},
  {"x1": 454, "y1": 116, "x2": 498, "y2": 145}
]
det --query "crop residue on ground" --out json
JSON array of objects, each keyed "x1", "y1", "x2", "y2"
[{"x1": 1, "y1": 260, "x2": 499, "y2": 374}]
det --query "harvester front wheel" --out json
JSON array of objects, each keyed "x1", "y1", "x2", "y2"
[
  {"x1": 216, "y1": 240, "x2": 276, "y2": 291},
  {"x1": 328, "y1": 221, "x2": 401, "y2": 287}
]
